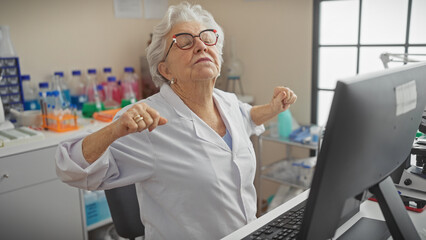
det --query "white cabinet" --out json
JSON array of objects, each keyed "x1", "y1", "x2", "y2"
[
  {"x1": 0, "y1": 145, "x2": 85, "y2": 240},
  {"x1": 0, "y1": 121, "x2": 110, "y2": 239}
]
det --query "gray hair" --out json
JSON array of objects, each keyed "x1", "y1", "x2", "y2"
[{"x1": 146, "y1": 2, "x2": 224, "y2": 87}]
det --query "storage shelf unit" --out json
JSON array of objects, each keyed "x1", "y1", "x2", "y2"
[
  {"x1": 0, "y1": 57, "x2": 23, "y2": 118},
  {"x1": 256, "y1": 132, "x2": 318, "y2": 215},
  {"x1": 261, "y1": 158, "x2": 315, "y2": 189}
]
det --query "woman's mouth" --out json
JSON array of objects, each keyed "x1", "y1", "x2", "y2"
[{"x1": 195, "y1": 57, "x2": 212, "y2": 64}]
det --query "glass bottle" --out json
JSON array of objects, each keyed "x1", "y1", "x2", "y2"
[
  {"x1": 21, "y1": 75, "x2": 40, "y2": 110},
  {"x1": 69, "y1": 70, "x2": 87, "y2": 110},
  {"x1": 51, "y1": 71, "x2": 69, "y2": 108},
  {"x1": 120, "y1": 67, "x2": 137, "y2": 107},
  {"x1": 103, "y1": 76, "x2": 120, "y2": 109},
  {"x1": 82, "y1": 69, "x2": 103, "y2": 117}
]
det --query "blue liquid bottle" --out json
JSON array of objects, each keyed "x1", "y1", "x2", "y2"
[{"x1": 278, "y1": 109, "x2": 293, "y2": 138}]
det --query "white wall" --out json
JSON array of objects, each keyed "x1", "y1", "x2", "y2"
[
  {"x1": 0, "y1": 0, "x2": 313, "y2": 123},
  {"x1": 187, "y1": 0, "x2": 313, "y2": 124},
  {"x1": 0, "y1": 0, "x2": 157, "y2": 85}
]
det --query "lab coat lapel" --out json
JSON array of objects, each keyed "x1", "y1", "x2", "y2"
[
  {"x1": 193, "y1": 115, "x2": 230, "y2": 152},
  {"x1": 213, "y1": 91, "x2": 241, "y2": 153},
  {"x1": 160, "y1": 85, "x2": 230, "y2": 152}
]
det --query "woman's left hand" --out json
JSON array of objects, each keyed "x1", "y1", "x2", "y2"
[
  {"x1": 270, "y1": 86, "x2": 297, "y2": 114},
  {"x1": 250, "y1": 86, "x2": 297, "y2": 126}
]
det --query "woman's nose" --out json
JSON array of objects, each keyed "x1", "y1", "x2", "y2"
[{"x1": 193, "y1": 37, "x2": 207, "y2": 53}]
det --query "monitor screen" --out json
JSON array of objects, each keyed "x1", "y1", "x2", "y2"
[
  {"x1": 419, "y1": 107, "x2": 426, "y2": 134},
  {"x1": 300, "y1": 62, "x2": 426, "y2": 239}
]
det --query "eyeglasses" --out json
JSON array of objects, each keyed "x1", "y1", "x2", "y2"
[{"x1": 164, "y1": 29, "x2": 218, "y2": 60}]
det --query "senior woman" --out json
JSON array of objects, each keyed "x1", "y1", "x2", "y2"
[{"x1": 56, "y1": 2, "x2": 296, "y2": 240}]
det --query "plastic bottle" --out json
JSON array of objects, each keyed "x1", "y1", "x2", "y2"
[
  {"x1": 59, "y1": 72, "x2": 71, "y2": 105},
  {"x1": 50, "y1": 72, "x2": 67, "y2": 108},
  {"x1": 103, "y1": 76, "x2": 120, "y2": 109},
  {"x1": 82, "y1": 69, "x2": 103, "y2": 117},
  {"x1": 52, "y1": 90, "x2": 63, "y2": 112},
  {"x1": 84, "y1": 191, "x2": 99, "y2": 226},
  {"x1": 132, "y1": 69, "x2": 142, "y2": 99},
  {"x1": 38, "y1": 82, "x2": 49, "y2": 127},
  {"x1": 96, "y1": 84, "x2": 105, "y2": 102},
  {"x1": 310, "y1": 125, "x2": 320, "y2": 143},
  {"x1": 121, "y1": 67, "x2": 138, "y2": 107},
  {"x1": 50, "y1": 105, "x2": 57, "y2": 128},
  {"x1": 96, "y1": 191, "x2": 111, "y2": 221},
  {"x1": 46, "y1": 91, "x2": 56, "y2": 112},
  {"x1": 101, "y1": 67, "x2": 113, "y2": 85},
  {"x1": 69, "y1": 70, "x2": 87, "y2": 110},
  {"x1": 85, "y1": 69, "x2": 98, "y2": 102},
  {"x1": 108, "y1": 75, "x2": 122, "y2": 104},
  {"x1": 70, "y1": 104, "x2": 78, "y2": 126},
  {"x1": 278, "y1": 109, "x2": 293, "y2": 138},
  {"x1": 38, "y1": 82, "x2": 49, "y2": 100},
  {"x1": 21, "y1": 75, "x2": 40, "y2": 110}
]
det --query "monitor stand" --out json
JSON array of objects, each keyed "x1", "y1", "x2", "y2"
[
  {"x1": 370, "y1": 176, "x2": 420, "y2": 240},
  {"x1": 338, "y1": 177, "x2": 420, "y2": 240},
  {"x1": 337, "y1": 218, "x2": 389, "y2": 240}
]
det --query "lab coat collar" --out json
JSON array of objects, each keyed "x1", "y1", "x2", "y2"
[
  {"x1": 160, "y1": 84, "x2": 193, "y2": 120},
  {"x1": 160, "y1": 84, "x2": 235, "y2": 152}
]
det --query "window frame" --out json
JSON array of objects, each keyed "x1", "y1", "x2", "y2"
[{"x1": 311, "y1": 0, "x2": 425, "y2": 125}]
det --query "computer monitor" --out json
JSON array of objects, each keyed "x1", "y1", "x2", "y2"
[
  {"x1": 300, "y1": 62, "x2": 426, "y2": 239},
  {"x1": 419, "y1": 107, "x2": 426, "y2": 134}
]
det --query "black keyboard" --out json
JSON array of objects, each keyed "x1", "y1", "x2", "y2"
[{"x1": 242, "y1": 200, "x2": 306, "y2": 240}]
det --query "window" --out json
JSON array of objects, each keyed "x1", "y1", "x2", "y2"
[{"x1": 312, "y1": 0, "x2": 426, "y2": 126}]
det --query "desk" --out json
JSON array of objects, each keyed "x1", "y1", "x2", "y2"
[{"x1": 222, "y1": 190, "x2": 426, "y2": 240}]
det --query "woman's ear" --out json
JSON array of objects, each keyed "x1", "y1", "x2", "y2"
[{"x1": 158, "y1": 62, "x2": 172, "y2": 81}]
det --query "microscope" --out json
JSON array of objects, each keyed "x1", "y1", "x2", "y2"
[{"x1": 397, "y1": 108, "x2": 426, "y2": 193}]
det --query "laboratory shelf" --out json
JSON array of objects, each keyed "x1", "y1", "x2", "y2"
[
  {"x1": 259, "y1": 134, "x2": 318, "y2": 150},
  {"x1": 87, "y1": 217, "x2": 113, "y2": 231},
  {"x1": 260, "y1": 157, "x2": 316, "y2": 190},
  {"x1": 256, "y1": 131, "x2": 319, "y2": 216}
]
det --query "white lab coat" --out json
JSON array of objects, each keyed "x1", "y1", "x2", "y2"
[{"x1": 56, "y1": 84, "x2": 265, "y2": 240}]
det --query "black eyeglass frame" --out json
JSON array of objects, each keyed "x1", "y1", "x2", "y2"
[{"x1": 163, "y1": 29, "x2": 218, "y2": 60}]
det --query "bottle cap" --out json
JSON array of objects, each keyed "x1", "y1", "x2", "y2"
[
  {"x1": 103, "y1": 67, "x2": 112, "y2": 73},
  {"x1": 21, "y1": 75, "x2": 31, "y2": 81},
  {"x1": 72, "y1": 70, "x2": 81, "y2": 76},
  {"x1": 54, "y1": 71, "x2": 64, "y2": 77},
  {"x1": 88, "y1": 69, "x2": 97, "y2": 74},
  {"x1": 39, "y1": 82, "x2": 49, "y2": 88},
  {"x1": 52, "y1": 90, "x2": 60, "y2": 96},
  {"x1": 107, "y1": 76, "x2": 116, "y2": 82},
  {"x1": 124, "y1": 67, "x2": 134, "y2": 73},
  {"x1": 97, "y1": 85, "x2": 104, "y2": 90}
]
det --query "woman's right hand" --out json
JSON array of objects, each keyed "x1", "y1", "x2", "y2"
[
  {"x1": 111, "y1": 102, "x2": 168, "y2": 139},
  {"x1": 82, "y1": 102, "x2": 167, "y2": 164}
]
